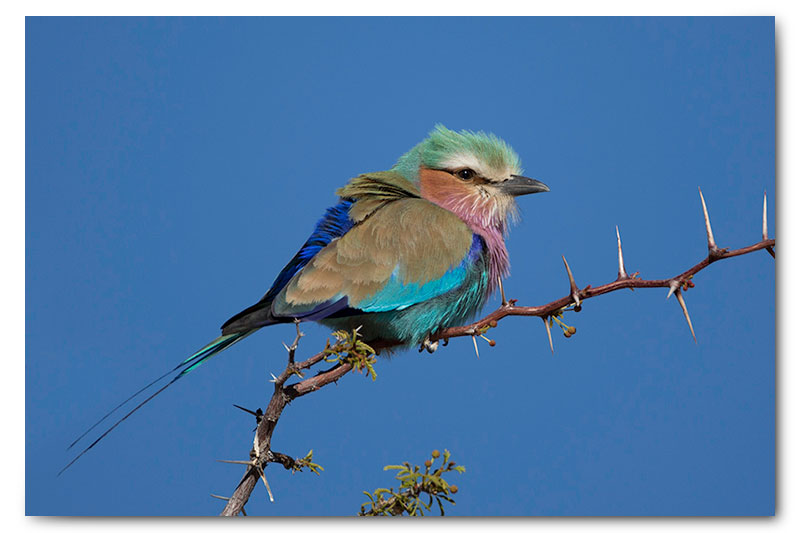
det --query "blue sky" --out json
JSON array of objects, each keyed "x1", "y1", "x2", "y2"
[{"x1": 26, "y1": 17, "x2": 774, "y2": 516}]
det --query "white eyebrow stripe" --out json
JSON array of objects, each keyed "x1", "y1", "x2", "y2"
[
  {"x1": 440, "y1": 152, "x2": 487, "y2": 173},
  {"x1": 439, "y1": 152, "x2": 512, "y2": 183}
]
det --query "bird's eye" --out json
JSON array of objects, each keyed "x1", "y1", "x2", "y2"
[{"x1": 456, "y1": 169, "x2": 475, "y2": 180}]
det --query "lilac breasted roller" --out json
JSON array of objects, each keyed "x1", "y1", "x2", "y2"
[{"x1": 63, "y1": 125, "x2": 549, "y2": 472}]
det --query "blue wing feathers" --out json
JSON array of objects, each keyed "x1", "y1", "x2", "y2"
[
  {"x1": 220, "y1": 199, "x2": 355, "y2": 333},
  {"x1": 261, "y1": 199, "x2": 355, "y2": 302}
]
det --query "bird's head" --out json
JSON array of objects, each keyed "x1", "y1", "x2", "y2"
[{"x1": 394, "y1": 125, "x2": 549, "y2": 234}]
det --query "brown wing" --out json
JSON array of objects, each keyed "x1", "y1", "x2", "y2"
[{"x1": 271, "y1": 196, "x2": 473, "y2": 316}]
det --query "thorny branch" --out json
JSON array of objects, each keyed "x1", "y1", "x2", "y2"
[
  {"x1": 431, "y1": 189, "x2": 774, "y2": 351},
  {"x1": 218, "y1": 190, "x2": 775, "y2": 516}
]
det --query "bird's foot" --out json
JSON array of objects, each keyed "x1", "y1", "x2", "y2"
[{"x1": 419, "y1": 338, "x2": 439, "y2": 354}]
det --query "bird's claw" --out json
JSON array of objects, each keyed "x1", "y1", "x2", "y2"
[{"x1": 420, "y1": 338, "x2": 439, "y2": 354}]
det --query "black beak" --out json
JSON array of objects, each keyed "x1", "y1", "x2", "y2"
[{"x1": 499, "y1": 175, "x2": 550, "y2": 197}]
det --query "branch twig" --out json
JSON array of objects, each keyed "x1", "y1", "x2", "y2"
[{"x1": 220, "y1": 326, "x2": 352, "y2": 515}]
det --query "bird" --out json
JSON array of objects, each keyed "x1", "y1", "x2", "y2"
[{"x1": 62, "y1": 125, "x2": 549, "y2": 473}]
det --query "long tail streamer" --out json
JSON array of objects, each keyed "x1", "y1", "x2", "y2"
[{"x1": 59, "y1": 330, "x2": 254, "y2": 476}]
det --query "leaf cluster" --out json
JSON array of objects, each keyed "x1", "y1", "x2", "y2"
[
  {"x1": 359, "y1": 449, "x2": 465, "y2": 516},
  {"x1": 323, "y1": 328, "x2": 378, "y2": 381},
  {"x1": 290, "y1": 449, "x2": 324, "y2": 476}
]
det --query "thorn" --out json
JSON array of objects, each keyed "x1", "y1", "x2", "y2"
[
  {"x1": 258, "y1": 466, "x2": 275, "y2": 503},
  {"x1": 210, "y1": 494, "x2": 230, "y2": 501},
  {"x1": 269, "y1": 372, "x2": 279, "y2": 383},
  {"x1": 674, "y1": 290, "x2": 697, "y2": 343},
  {"x1": 616, "y1": 226, "x2": 629, "y2": 280},
  {"x1": 498, "y1": 276, "x2": 507, "y2": 306},
  {"x1": 471, "y1": 335, "x2": 480, "y2": 359},
  {"x1": 217, "y1": 459, "x2": 256, "y2": 465},
  {"x1": 699, "y1": 188, "x2": 725, "y2": 259},
  {"x1": 233, "y1": 404, "x2": 259, "y2": 417},
  {"x1": 542, "y1": 317, "x2": 554, "y2": 354},
  {"x1": 699, "y1": 187, "x2": 716, "y2": 250},
  {"x1": 666, "y1": 280, "x2": 680, "y2": 299},
  {"x1": 562, "y1": 255, "x2": 581, "y2": 309},
  {"x1": 284, "y1": 322, "x2": 305, "y2": 356}
]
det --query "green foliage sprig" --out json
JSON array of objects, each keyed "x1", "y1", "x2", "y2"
[
  {"x1": 323, "y1": 328, "x2": 378, "y2": 381},
  {"x1": 359, "y1": 449, "x2": 465, "y2": 516},
  {"x1": 291, "y1": 449, "x2": 324, "y2": 476}
]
